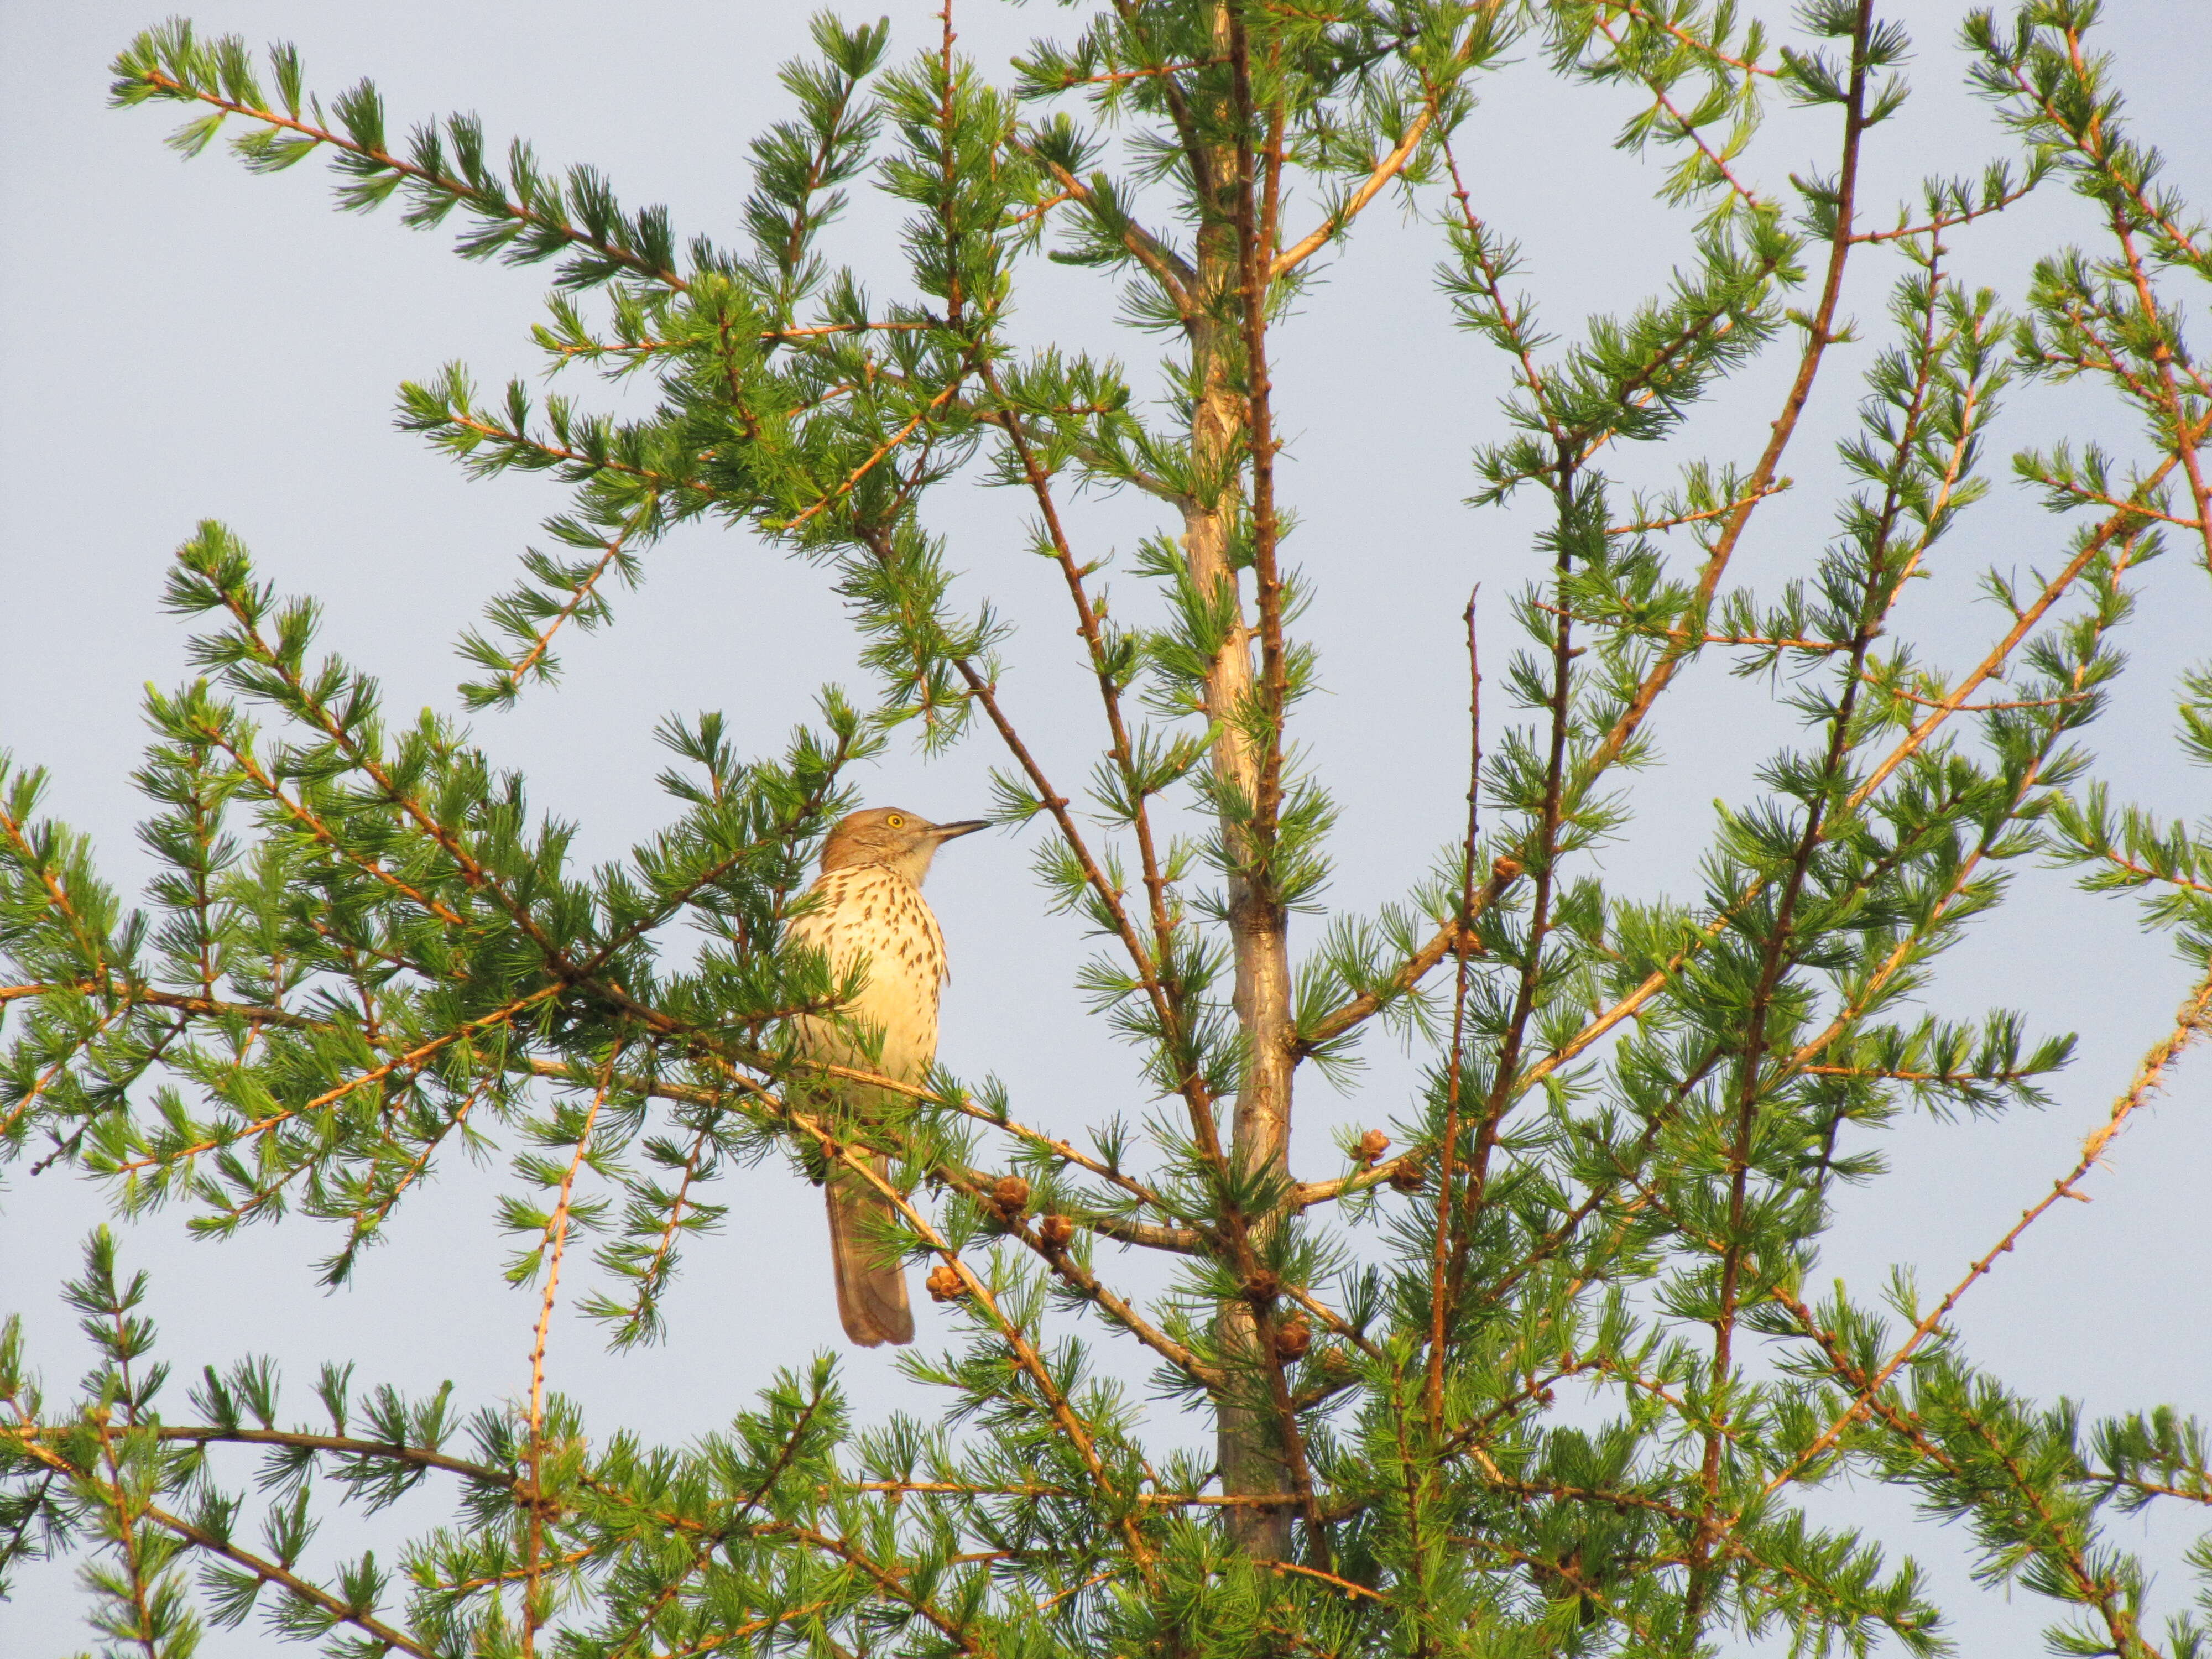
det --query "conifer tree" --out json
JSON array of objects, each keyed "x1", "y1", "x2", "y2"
[{"x1": 5, "y1": 2, "x2": 2211, "y2": 1655}]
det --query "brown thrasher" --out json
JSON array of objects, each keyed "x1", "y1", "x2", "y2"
[{"x1": 786, "y1": 807, "x2": 985, "y2": 1346}]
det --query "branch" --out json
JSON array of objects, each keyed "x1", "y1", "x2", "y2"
[
  {"x1": 1847, "y1": 474, "x2": 2169, "y2": 807},
  {"x1": 150, "y1": 1500, "x2": 434, "y2": 1657},
  {"x1": 0, "y1": 982, "x2": 326, "y2": 1033},
  {"x1": 106, "y1": 985, "x2": 561, "y2": 1176},
  {"x1": 0, "y1": 1422, "x2": 508, "y2": 1485},
  {"x1": 1851, "y1": 177, "x2": 2041, "y2": 244},
  {"x1": 1290, "y1": 857, "x2": 1524, "y2": 1066},
  {"x1": 1016, "y1": 148, "x2": 1195, "y2": 311},
  {"x1": 1772, "y1": 951, "x2": 2212, "y2": 1493},
  {"x1": 120, "y1": 66, "x2": 686, "y2": 293},
  {"x1": 1271, "y1": 3, "x2": 1505, "y2": 279},
  {"x1": 13, "y1": 1427, "x2": 436, "y2": 1659},
  {"x1": 1578, "y1": 0, "x2": 1881, "y2": 784}
]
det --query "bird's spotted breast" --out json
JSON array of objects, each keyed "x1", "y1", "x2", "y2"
[{"x1": 786, "y1": 864, "x2": 950, "y2": 1083}]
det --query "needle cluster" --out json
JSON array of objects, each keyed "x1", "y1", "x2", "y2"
[{"x1": 6, "y1": 3, "x2": 2212, "y2": 1656}]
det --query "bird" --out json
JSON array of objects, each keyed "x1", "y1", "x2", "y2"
[{"x1": 785, "y1": 807, "x2": 986, "y2": 1346}]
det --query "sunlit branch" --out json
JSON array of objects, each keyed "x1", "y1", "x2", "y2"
[
  {"x1": 1579, "y1": 0, "x2": 1880, "y2": 786},
  {"x1": 1290, "y1": 858, "x2": 1524, "y2": 1071},
  {"x1": 1606, "y1": 482, "x2": 1788, "y2": 535},
  {"x1": 481, "y1": 506, "x2": 655, "y2": 698},
  {"x1": 0, "y1": 1421, "x2": 507, "y2": 1485},
  {"x1": 1591, "y1": 9, "x2": 1768, "y2": 213},
  {"x1": 106, "y1": 985, "x2": 561, "y2": 1176},
  {"x1": 822, "y1": 1135, "x2": 1172, "y2": 1576},
  {"x1": 1851, "y1": 176, "x2": 2040, "y2": 244},
  {"x1": 1016, "y1": 148, "x2": 1196, "y2": 310},
  {"x1": 0, "y1": 983, "x2": 319, "y2": 1023},
  {"x1": 977, "y1": 358, "x2": 1186, "y2": 1050},
  {"x1": 1271, "y1": 3, "x2": 1506, "y2": 280},
  {"x1": 1774, "y1": 952, "x2": 2212, "y2": 1493},
  {"x1": 122, "y1": 70, "x2": 688, "y2": 293},
  {"x1": 1848, "y1": 477, "x2": 2169, "y2": 808},
  {"x1": 14, "y1": 1426, "x2": 437, "y2": 1659},
  {"x1": 1531, "y1": 597, "x2": 1848, "y2": 654}
]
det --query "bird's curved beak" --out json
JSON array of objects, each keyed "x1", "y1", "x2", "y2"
[{"x1": 931, "y1": 819, "x2": 989, "y2": 841}]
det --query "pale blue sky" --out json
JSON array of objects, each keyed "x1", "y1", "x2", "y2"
[{"x1": 4, "y1": 2, "x2": 2209, "y2": 1651}]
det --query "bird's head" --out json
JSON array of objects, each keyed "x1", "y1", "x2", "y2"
[{"x1": 818, "y1": 808, "x2": 987, "y2": 886}]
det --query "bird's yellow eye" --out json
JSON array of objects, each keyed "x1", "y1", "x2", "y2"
[{"x1": 885, "y1": 813, "x2": 906, "y2": 828}]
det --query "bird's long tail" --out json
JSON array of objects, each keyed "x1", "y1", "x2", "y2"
[{"x1": 826, "y1": 1156, "x2": 915, "y2": 1347}]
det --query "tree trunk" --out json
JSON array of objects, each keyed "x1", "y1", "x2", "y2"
[{"x1": 1186, "y1": 279, "x2": 1297, "y2": 1553}]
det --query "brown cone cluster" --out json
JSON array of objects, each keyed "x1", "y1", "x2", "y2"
[
  {"x1": 924, "y1": 1263, "x2": 966, "y2": 1303},
  {"x1": 987, "y1": 1174, "x2": 1030, "y2": 1222}
]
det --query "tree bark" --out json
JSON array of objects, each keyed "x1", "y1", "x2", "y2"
[{"x1": 1187, "y1": 295, "x2": 1297, "y2": 1558}]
